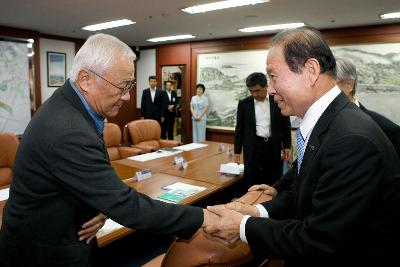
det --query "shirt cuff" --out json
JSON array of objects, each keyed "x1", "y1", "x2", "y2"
[
  {"x1": 240, "y1": 215, "x2": 250, "y2": 244},
  {"x1": 255, "y1": 204, "x2": 269, "y2": 218}
]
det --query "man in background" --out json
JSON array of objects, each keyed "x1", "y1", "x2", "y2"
[
  {"x1": 161, "y1": 80, "x2": 178, "y2": 140},
  {"x1": 234, "y1": 72, "x2": 291, "y2": 187},
  {"x1": 141, "y1": 75, "x2": 165, "y2": 125}
]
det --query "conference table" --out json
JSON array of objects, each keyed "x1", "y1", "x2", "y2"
[{"x1": 0, "y1": 141, "x2": 243, "y2": 248}]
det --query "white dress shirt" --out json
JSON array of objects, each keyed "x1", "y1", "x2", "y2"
[
  {"x1": 167, "y1": 91, "x2": 172, "y2": 101},
  {"x1": 254, "y1": 97, "x2": 271, "y2": 138},
  {"x1": 150, "y1": 88, "x2": 156, "y2": 102},
  {"x1": 239, "y1": 85, "x2": 341, "y2": 244}
]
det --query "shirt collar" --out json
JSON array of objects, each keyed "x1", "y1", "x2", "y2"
[
  {"x1": 299, "y1": 85, "x2": 341, "y2": 140},
  {"x1": 69, "y1": 80, "x2": 105, "y2": 135},
  {"x1": 353, "y1": 98, "x2": 360, "y2": 107},
  {"x1": 254, "y1": 96, "x2": 269, "y2": 104}
]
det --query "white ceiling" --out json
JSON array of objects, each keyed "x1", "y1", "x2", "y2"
[{"x1": 0, "y1": 0, "x2": 399, "y2": 46}]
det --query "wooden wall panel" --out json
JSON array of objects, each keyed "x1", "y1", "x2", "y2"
[{"x1": 154, "y1": 23, "x2": 400, "y2": 144}]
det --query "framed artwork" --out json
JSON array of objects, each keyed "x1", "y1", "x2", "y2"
[
  {"x1": 197, "y1": 50, "x2": 268, "y2": 131},
  {"x1": 332, "y1": 43, "x2": 400, "y2": 124},
  {"x1": 47, "y1": 51, "x2": 66, "y2": 87}
]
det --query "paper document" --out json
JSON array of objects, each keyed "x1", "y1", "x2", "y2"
[
  {"x1": 219, "y1": 162, "x2": 244, "y2": 175},
  {"x1": 128, "y1": 149, "x2": 178, "y2": 162},
  {"x1": 0, "y1": 188, "x2": 10, "y2": 201},
  {"x1": 96, "y1": 219, "x2": 124, "y2": 238},
  {"x1": 158, "y1": 182, "x2": 207, "y2": 203},
  {"x1": 174, "y1": 143, "x2": 208, "y2": 151}
]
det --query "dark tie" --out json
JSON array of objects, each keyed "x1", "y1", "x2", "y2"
[{"x1": 296, "y1": 128, "x2": 305, "y2": 173}]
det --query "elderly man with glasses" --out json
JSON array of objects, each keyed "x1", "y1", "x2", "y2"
[{"x1": 0, "y1": 33, "x2": 215, "y2": 267}]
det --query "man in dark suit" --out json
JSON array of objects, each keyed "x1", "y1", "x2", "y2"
[
  {"x1": 161, "y1": 80, "x2": 178, "y2": 140},
  {"x1": 0, "y1": 33, "x2": 215, "y2": 267},
  {"x1": 205, "y1": 27, "x2": 400, "y2": 266},
  {"x1": 234, "y1": 72, "x2": 291, "y2": 187},
  {"x1": 140, "y1": 75, "x2": 165, "y2": 125}
]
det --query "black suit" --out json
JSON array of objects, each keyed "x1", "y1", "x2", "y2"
[
  {"x1": 246, "y1": 93, "x2": 400, "y2": 266},
  {"x1": 273, "y1": 101, "x2": 400, "y2": 195},
  {"x1": 359, "y1": 102, "x2": 400, "y2": 159},
  {"x1": 0, "y1": 82, "x2": 202, "y2": 267},
  {"x1": 161, "y1": 90, "x2": 178, "y2": 140},
  {"x1": 234, "y1": 95, "x2": 291, "y2": 186},
  {"x1": 141, "y1": 88, "x2": 164, "y2": 123}
]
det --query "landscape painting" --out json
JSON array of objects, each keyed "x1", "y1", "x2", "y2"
[
  {"x1": 197, "y1": 50, "x2": 268, "y2": 130},
  {"x1": 331, "y1": 43, "x2": 400, "y2": 124}
]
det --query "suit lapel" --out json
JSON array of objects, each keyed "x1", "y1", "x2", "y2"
[{"x1": 299, "y1": 93, "x2": 349, "y2": 177}]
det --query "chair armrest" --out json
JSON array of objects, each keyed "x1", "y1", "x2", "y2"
[
  {"x1": 118, "y1": 147, "x2": 142, "y2": 158},
  {"x1": 159, "y1": 139, "x2": 181, "y2": 148}
]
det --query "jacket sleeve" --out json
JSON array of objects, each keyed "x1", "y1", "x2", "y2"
[
  {"x1": 141, "y1": 90, "x2": 146, "y2": 117},
  {"x1": 234, "y1": 100, "x2": 244, "y2": 154},
  {"x1": 50, "y1": 128, "x2": 203, "y2": 239}
]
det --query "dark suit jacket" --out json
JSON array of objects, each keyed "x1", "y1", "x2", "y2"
[
  {"x1": 234, "y1": 95, "x2": 291, "y2": 165},
  {"x1": 359, "y1": 103, "x2": 400, "y2": 159},
  {"x1": 141, "y1": 88, "x2": 164, "y2": 121},
  {"x1": 0, "y1": 82, "x2": 202, "y2": 267},
  {"x1": 163, "y1": 90, "x2": 178, "y2": 120},
  {"x1": 246, "y1": 93, "x2": 400, "y2": 266}
]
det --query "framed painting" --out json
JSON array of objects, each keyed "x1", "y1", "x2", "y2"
[
  {"x1": 332, "y1": 43, "x2": 400, "y2": 124},
  {"x1": 47, "y1": 51, "x2": 66, "y2": 87},
  {"x1": 196, "y1": 50, "x2": 268, "y2": 131}
]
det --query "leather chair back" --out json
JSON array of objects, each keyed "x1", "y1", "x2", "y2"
[
  {"x1": 126, "y1": 119, "x2": 161, "y2": 145},
  {"x1": 103, "y1": 123, "x2": 122, "y2": 161},
  {"x1": 103, "y1": 123, "x2": 141, "y2": 161},
  {"x1": 0, "y1": 133, "x2": 19, "y2": 186}
]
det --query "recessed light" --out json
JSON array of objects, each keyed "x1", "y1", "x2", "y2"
[
  {"x1": 147, "y1": 34, "x2": 195, "y2": 43},
  {"x1": 82, "y1": 19, "x2": 135, "y2": 31},
  {"x1": 182, "y1": 0, "x2": 269, "y2": 14},
  {"x1": 238, "y1": 22, "x2": 305, "y2": 32},
  {"x1": 380, "y1": 11, "x2": 400, "y2": 20}
]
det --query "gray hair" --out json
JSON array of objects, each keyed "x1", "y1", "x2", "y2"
[
  {"x1": 69, "y1": 33, "x2": 135, "y2": 81},
  {"x1": 336, "y1": 57, "x2": 358, "y2": 96},
  {"x1": 271, "y1": 26, "x2": 336, "y2": 77}
]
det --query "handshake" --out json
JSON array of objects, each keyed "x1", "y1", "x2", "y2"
[{"x1": 201, "y1": 184, "x2": 277, "y2": 245}]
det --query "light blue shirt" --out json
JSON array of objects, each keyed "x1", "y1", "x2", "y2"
[
  {"x1": 69, "y1": 80, "x2": 105, "y2": 135},
  {"x1": 191, "y1": 95, "x2": 208, "y2": 121}
]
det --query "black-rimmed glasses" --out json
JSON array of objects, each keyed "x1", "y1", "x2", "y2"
[{"x1": 88, "y1": 69, "x2": 135, "y2": 95}]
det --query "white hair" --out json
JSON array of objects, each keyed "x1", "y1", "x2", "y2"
[{"x1": 69, "y1": 33, "x2": 136, "y2": 81}]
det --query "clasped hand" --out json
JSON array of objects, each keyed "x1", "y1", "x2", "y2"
[{"x1": 202, "y1": 202, "x2": 259, "y2": 245}]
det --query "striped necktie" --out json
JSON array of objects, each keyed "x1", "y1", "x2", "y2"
[{"x1": 296, "y1": 128, "x2": 305, "y2": 173}]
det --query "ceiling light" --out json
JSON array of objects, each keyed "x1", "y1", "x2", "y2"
[
  {"x1": 82, "y1": 19, "x2": 135, "y2": 31},
  {"x1": 182, "y1": 0, "x2": 269, "y2": 14},
  {"x1": 239, "y1": 22, "x2": 305, "y2": 32},
  {"x1": 380, "y1": 11, "x2": 400, "y2": 20},
  {"x1": 147, "y1": 34, "x2": 195, "y2": 43}
]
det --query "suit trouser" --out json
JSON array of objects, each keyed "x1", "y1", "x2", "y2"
[
  {"x1": 192, "y1": 118, "x2": 206, "y2": 142},
  {"x1": 161, "y1": 113, "x2": 175, "y2": 140},
  {"x1": 245, "y1": 136, "x2": 282, "y2": 187}
]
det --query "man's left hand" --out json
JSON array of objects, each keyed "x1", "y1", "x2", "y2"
[
  {"x1": 78, "y1": 213, "x2": 107, "y2": 244},
  {"x1": 203, "y1": 205, "x2": 243, "y2": 243}
]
